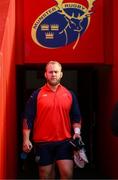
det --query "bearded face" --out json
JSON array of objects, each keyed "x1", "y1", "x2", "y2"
[{"x1": 45, "y1": 63, "x2": 63, "y2": 86}]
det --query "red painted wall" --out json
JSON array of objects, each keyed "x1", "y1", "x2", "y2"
[
  {"x1": 0, "y1": 0, "x2": 17, "y2": 178},
  {"x1": 22, "y1": 0, "x2": 109, "y2": 64},
  {"x1": 15, "y1": 0, "x2": 117, "y2": 178},
  {"x1": 0, "y1": 0, "x2": 118, "y2": 179},
  {"x1": 15, "y1": 0, "x2": 24, "y2": 65}
]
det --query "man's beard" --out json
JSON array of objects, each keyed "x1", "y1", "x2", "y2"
[{"x1": 47, "y1": 78, "x2": 61, "y2": 86}]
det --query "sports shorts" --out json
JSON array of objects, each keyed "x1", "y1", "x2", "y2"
[{"x1": 34, "y1": 139, "x2": 73, "y2": 166}]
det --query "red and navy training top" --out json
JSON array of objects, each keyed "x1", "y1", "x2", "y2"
[{"x1": 23, "y1": 84, "x2": 81, "y2": 142}]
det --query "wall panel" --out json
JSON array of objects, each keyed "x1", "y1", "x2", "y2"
[{"x1": 23, "y1": 0, "x2": 105, "y2": 64}]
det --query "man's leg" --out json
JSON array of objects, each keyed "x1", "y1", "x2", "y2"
[
  {"x1": 56, "y1": 159, "x2": 74, "y2": 179},
  {"x1": 55, "y1": 140, "x2": 74, "y2": 179},
  {"x1": 38, "y1": 164, "x2": 55, "y2": 179}
]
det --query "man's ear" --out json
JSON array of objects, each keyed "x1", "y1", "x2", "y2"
[
  {"x1": 44, "y1": 72, "x2": 47, "y2": 78},
  {"x1": 61, "y1": 72, "x2": 63, "y2": 78}
]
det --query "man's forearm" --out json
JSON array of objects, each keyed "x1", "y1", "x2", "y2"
[
  {"x1": 73, "y1": 122, "x2": 81, "y2": 130},
  {"x1": 72, "y1": 122, "x2": 81, "y2": 137},
  {"x1": 23, "y1": 129, "x2": 31, "y2": 141}
]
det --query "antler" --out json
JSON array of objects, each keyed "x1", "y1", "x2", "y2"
[
  {"x1": 54, "y1": 0, "x2": 95, "y2": 21},
  {"x1": 77, "y1": 0, "x2": 96, "y2": 20},
  {"x1": 54, "y1": 0, "x2": 64, "y2": 8},
  {"x1": 54, "y1": 0, "x2": 72, "y2": 19}
]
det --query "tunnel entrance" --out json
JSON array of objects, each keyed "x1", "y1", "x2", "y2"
[{"x1": 16, "y1": 64, "x2": 109, "y2": 179}]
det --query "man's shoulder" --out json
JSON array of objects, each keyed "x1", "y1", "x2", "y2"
[
  {"x1": 60, "y1": 85, "x2": 71, "y2": 92},
  {"x1": 33, "y1": 88, "x2": 41, "y2": 95},
  {"x1": 60, "y1": 85, "x2": 76, "y2": 97},
  {"x1": 29, "y1": 87, "x2": 42, "y2": 100},
  {"x1": 61, "y1": 85, "x2": 74, "y2": 93}
]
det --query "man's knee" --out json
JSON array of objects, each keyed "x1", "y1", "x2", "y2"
[
  {"x1": 39, "y1": 165, "x2": 55, "y2": 179},
  {"x1": 57, "y1": 160, "x2": 73, "y2": 179},
  {"x1": 60, "y1": 168, "x2": 73, "y2": 179}
]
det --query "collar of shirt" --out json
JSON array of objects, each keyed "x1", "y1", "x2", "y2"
[{"x1": 44, "y1": 83, "x2": 62, "y2": 92}]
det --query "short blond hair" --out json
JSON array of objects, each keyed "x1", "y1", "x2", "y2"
[{"x1": 45, "y1": 61, "x2": 62, "y2": 71}]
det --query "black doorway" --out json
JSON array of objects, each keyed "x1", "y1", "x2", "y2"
[{"x1": 16, "y1": 64, "x2": 102, "y2": 179}]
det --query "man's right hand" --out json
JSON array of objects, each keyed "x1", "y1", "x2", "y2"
[{"x1": 23, "y1": 139, "x2": 33, "y2": 153}]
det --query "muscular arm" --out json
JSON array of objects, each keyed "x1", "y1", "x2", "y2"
[
  {"x1": 22, "y1": 89, "x2": 40, "y2": 152},
  {"x1": 69, "y1": 90, "x2": 81, "y2": 139},
  {"x1": 23, "y1": 128, "x2": 32, "y2": 152}
]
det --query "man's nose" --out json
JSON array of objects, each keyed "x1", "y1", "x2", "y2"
[{"x1": 52, "y1": 72, "x2": 56, "y2": 76}]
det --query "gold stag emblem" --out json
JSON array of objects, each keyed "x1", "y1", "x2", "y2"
[{"x1": 54, "y1": 0, "x2": 96, "y2": 49}]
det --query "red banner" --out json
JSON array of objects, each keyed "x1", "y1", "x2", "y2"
[{"x1": 24, "y1": 0, "x2": 104, "y2": 64}]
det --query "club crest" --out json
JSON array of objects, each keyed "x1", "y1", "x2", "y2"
[{"x1": 31, "y1": 0, "x2": 96, "y2": 49}]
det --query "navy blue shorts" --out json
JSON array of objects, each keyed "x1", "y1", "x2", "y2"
[{"x1": 34, "y1": 139, "x2": 73, "y2": 166}]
